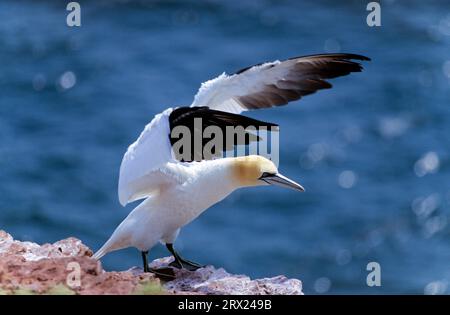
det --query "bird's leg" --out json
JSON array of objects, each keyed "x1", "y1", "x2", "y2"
[
  {"x1": 166, "y1": 243, "x2": 204, "y2": 271},
  {"x1": 142, "y1": 250, "x2": 176, "y2": 280},
  {"x1": 142, "y1": 251, "x2": 150, "y2": 272}
]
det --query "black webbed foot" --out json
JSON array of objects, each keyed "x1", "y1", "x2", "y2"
[{"x1": 166, "y1": 244, "x2": 204, "y2": 271}]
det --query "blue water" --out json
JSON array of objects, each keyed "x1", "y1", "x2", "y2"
[{"x1": 1, "y1": 0, "x2": 450, "y2": 294}]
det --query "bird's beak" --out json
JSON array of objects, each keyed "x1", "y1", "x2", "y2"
[{"x1": 260, "y1": 173, "x2": 305, "y2": 192}]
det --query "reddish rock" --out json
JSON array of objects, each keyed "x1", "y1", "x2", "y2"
[
  {"x1": 0, "y1": 231, "x2": 303, "y2": 295},
  {"x1": 0, "y1": 231, "x2": 161, "y2": 295}
]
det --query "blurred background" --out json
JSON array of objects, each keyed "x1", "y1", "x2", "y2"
[{"x1": 1, "y1": 0, "x2": 449, "y2": 294}]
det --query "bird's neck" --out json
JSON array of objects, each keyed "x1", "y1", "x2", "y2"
[
  {"x1": 194, "y1": 158, "x2": 239, "y2": 189},
  {"x1": 193, "y1": 157, "x2": 260, "y2": 190}
]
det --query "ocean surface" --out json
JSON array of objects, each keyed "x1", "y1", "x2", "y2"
[{"x1": 1, "y1": 0, "x2": 450, "y2": 294}]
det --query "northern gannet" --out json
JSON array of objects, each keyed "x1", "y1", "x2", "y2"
[{"x1": 93, "y1": 53, "x2": 370, "y2": 276}]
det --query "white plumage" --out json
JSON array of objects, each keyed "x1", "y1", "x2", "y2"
[
  {"x1": 118, "y1": 107, "x2": 174, "y2": 206},
  {"x1": 95, "y1": 158, "x2": 241, "y2": 260}
]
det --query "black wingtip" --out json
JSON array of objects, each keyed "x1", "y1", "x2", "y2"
[
  {"x1": 341, "y1": 53, "x2": 371, "y2": 61},
  {"x1": 234, "y1": 53, "x2": 370, "y2": 75},
  {"x1": 288, "y1": 53, "x2": 371, "y2": 62}
]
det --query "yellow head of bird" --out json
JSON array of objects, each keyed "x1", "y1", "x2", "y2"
[{"x1": 231, "y1": 155, "x2": 305, "y2": 192}]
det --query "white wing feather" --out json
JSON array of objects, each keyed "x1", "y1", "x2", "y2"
[
  {"x1": 118, "y1": 108, "x2": 175, "y2": 206},
  {"x1": 191, "y1": 61, "x2": 283, "y2": 114}
]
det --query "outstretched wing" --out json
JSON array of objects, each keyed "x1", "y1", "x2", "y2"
[
  {"x1": 120, "y1": 53, "x2": 370, "y2": 205},
  {"x1": 118, "y1": 108, "x2": 176, "y2": 206},
  {"x1": 191, "y1": 53, "x2": 370, "y2": 114}
]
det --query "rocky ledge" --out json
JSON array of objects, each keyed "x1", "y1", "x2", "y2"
[{"x1": 0, "y1": 230, "x2": 303, "y2": 295}]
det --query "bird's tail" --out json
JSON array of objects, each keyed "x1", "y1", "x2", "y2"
[
  {"x1": 93, "y1": 200, "x2": 148, "y2": 260},
  {"x1": 92, "y1": 234, "x2": 127, "y2": 260},
  {"x1": 92, "y1": 244, "x2": 108, "y2": 260}
]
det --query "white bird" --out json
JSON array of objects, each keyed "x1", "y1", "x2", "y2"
[{"x1": 93, "y1": 53, "x2": 369, "y2": 276}]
